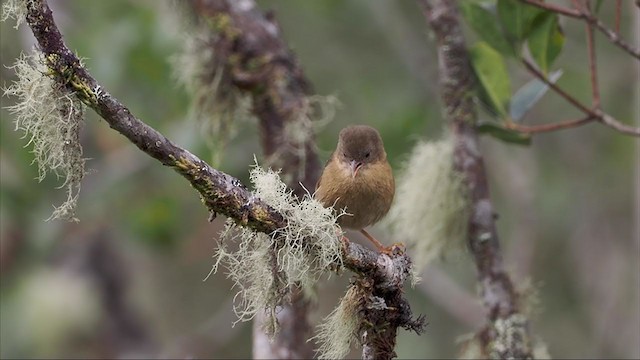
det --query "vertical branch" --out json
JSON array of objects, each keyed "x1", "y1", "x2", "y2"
[
  {"x1": 189, "y1": 1, "x2": 322, "y2": 358},
  {"x1": 574, "y1": 1, "x2": 600, "y2": 110},
  {"x1": 420, "y1": 0, "x2": 532, "y2": 358},
  {"x1": 583, "y1": 1, "x2": 601, "y2": 109}
]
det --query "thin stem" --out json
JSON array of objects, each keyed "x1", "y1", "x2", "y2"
[
  {"x1": 599, "y1": 112, "x2": 640, "y2": 136},
  {"x1": 522, "y1": 58, "x2": 593, "y2": 114},
  {"x1": 523, "y1": 58, "x2": 640, "y2": 136},
  {"x1": 507, "y1": 116, "x2": 595, "y2": 134},
  {"x1": 520, "y1": 0, "x2": 640, "y2": 59},
  {"x1": 521, "y1": 0, "x2": 581, "y2": 18},
  {"x1": 583, "y1": 1, "x2": 601, "y2": 109}
]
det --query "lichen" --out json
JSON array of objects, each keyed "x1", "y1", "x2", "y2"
[
  {"x1": 385, "y1": 136, "x2": 469, "y2": 270},
  {"x1": 206, "y1": 163, "x2": 343, "y2": 336},
  {"x1": 312, "y1": 285, "x2": 362, "y2": 359},
  {"x1": 273, "y1": 94, "x2": 339, "y2": 181},
  {"x1": 1, "y1": 0, "x2": 26, "y2": 29},
  {"x1": 457, "y1": 333, "x2": 488, "y2": 360},
  {"x1": 490, "y1": 313, "x2": 532, "y2": 359},
  {"x1": 3, "y1": 51, "x2": 87, "y2": 221},
  {"x1": 171, "y1": 25, "x2": 252, "y2": 167}
]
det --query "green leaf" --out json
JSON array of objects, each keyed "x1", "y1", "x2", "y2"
[
  {"x1": 460, "y1": 2, "x2": 514, "y2": 57},
  {"x1": 470, "y1": 42, "x2": 511, "y2": 118},
  {"x1": 497, "y1": 0, "x2": 542, "y2": 48},
  {"x1": 510, "y1": 70, "x2": 563, "y2": 121},
  {"x1": 477, "y1": 123, "x2": 532, "y2": 145},
  {"x1": 528, "y1": 12, "x2": 565, "y2": 74}
]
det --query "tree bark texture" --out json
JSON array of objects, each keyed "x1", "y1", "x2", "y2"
[
  {"x1": 420, "y1": 0, "x2": 533, "y2": 358},
  {"x1": 188, "y1": 0, "x2": 323, "y2": 357}
]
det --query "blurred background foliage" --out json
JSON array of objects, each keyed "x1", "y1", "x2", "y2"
[{"x1": 0, "y1": 0, "x2": 638, "y2": 359}]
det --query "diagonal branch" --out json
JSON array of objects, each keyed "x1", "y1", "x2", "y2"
[
  {"x1": 523, "y1": 58, "x2": 640, "y2": 136},
  {"x1": 507, "y1": 116, "x2": 595, "y2": 134},
  {"x1": 20, "y1": 1, "x2": 425, "y2": 358}
]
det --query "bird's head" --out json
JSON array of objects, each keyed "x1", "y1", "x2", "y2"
[{"x1": 336, "y1": 125, "x2": 387, "y2": 178}]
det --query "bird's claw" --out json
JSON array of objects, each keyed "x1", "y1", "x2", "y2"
[{"x1": 381, "y1": 242, "x2": 405, "y2": 255}]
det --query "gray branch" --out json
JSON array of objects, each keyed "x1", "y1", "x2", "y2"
[{"x1": 420, "y1": 0, "x2": 533, "y2": 358}]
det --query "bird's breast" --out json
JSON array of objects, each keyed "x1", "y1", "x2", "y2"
[{"x1": 316, "y1": 160, "x2": 395, "y2": 229}]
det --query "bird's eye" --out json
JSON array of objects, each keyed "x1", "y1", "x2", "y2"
[{"x1": 365, "y1": 152, "x2": 370, "y2": 158}]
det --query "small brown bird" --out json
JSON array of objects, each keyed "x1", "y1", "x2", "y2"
[{"x1": 315, "y1": 125, "x2": 395, "y2": 252}]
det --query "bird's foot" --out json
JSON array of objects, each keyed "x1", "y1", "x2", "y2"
[
  {"x1": 378, "y1": 242, "x2": 405, "y2": 255},
  {"x1": 360, "y1": 229, "x2": 405, "y2": 255}
]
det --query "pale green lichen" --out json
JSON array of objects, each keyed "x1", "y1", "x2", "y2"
[
  {"x1": 206, "y1": 163, "x2": 343, "y2": 336},
  {"x1": 274, "y1": 94, "x2": 339, "y2": 184},
  {"x1": 3, "y1": 51, "x2": 87, "y2": 221},
  {"x1": 458, "y1": 314, "x2": 549, "y2": 359},
  {"x1": 385, "y1": 136, "x2": 469, "y2": 271},
  {"x1": 171, "y1": 26, "x2": 252, "y2": 167},
  {"x1": 1, "y1": 0, "x2": 26, "y2": 29},
  {"x1": 516, "y1": 277, "x2": 543, "y2": 320},
  {"x1": 457, "y1": 333, "x2": 487, "y2": 360},
  {"x1": 490, "y1": 313, "x2": 532, "y2": 359},
  {"x1": 312, "y1": 285, "x2": 362, "y2": 359}
]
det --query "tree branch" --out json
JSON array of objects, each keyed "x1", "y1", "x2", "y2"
[
  {"x1": 420, "y1": 0, "x2": 533, "y2": 358},
  {"x1": 21, "y1": 1, "x2": 425, "y2": 358},
  {"x1": 523, "y1": 58, "x2": 640, "y2": 136},
  {"x1": 520, "y1": 0, "x2": 640, "y2": 60},
  {"x1": 581, "y1": 0, "x2": 601, "y2": 110},
  {"x1": 507, "y1": 116, "x2": 595, "y2": 134},
  {"x1": 191, "y1": 0, "x2": 322, "y2": 192},
  {"x1": 187, "y1": 0, "x2": 322, "y2": 357}
]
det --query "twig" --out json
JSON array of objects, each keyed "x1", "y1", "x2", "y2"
[
  {"x1": 582, "y1": 1, "x2": 601, "y2": 109},
  {"x1": 520, "y1": 0, "x2": 640, "y2": 59},
  {"x1": 598, "y1": 112, "x2": 640, "y2": 136},
  {"x1": 507, "y1": 116, "x2": 595, "y2": 134},
  {"x1": 521, "y1": 0, "x2": 581, "y2": 18},
  {"x1": 522, "y1": 59, "x2": 592, "y2": 113},
  {"x1": 523, "y1": 58, "x2": 640, "y2": 136},
  {"x1": 420, "y1": 0, "x2": 532, "y2": 358}
]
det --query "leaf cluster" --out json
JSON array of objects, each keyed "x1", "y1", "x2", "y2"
[{"x1": 460, "y1": 0, "x2": 566, "y2": 145}]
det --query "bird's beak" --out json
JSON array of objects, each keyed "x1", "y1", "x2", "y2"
[{"x1": 349, "y1": 160, "x2": 363, "y2": 178}]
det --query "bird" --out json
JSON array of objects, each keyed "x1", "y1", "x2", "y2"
[{"x1": 315, "y1": 125, "x2": 396, "y2": 253}]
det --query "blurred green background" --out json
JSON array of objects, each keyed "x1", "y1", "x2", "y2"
[{"x1": 1, "y1": 1, "x2": 638, "y2": 358}]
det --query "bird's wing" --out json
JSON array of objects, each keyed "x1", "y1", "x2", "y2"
[{"x1": 315, "y1": 151, "x2": 335, "y2": 191}]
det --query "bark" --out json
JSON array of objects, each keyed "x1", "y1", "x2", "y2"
[
  {"x1": 420, "y1": 0, "x2": 533, "y2": 358},
  {"x1": 188, "y1": 1, "x2": 321, "y2": 357}
]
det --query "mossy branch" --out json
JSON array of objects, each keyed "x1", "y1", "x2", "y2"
[
  {"x1": 19, "y1": 1, "x2": 425, "y2": 358},
  {"x1": 420, "y1": 0, "x2": 533, "y2": 358},
  {"x1": 182, "y1": 1, "x2": 330, "y2": 357},
  {"x1": 189, "y1": 0, "x2": 324, "y2": 194}
]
